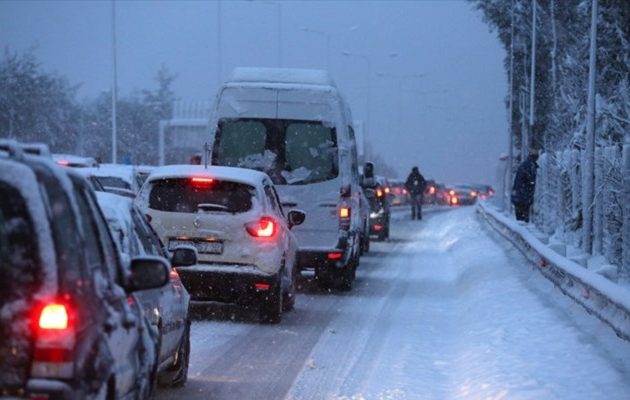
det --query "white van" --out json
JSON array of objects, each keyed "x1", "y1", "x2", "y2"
[{"x1": 209, "y1": 67, "x2": 368, "y2": 290}]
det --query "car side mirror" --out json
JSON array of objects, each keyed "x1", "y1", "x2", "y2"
[
  {"x1": 172, "y1": 245, "x2": 198, "y2": 267},
  {"x1": 127, "y1": 256, "x2": 170, "y2": 292},
  {"x1": 287, "y1": 209, "x2": 306, "y2": 229}
]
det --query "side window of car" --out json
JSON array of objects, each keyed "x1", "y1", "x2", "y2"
[
  {"x1": 73, "y1": 186, "x2": 107, "y2": 274},
  {"x1": 83, "y1": 189, "x2": 123, "y2": 283},
  {"x1": 264, "y1": 185, "x2": 281, "y2": 216},
  {"x1": 132, "y1": 208, "x2": 167, "y2": 258}
]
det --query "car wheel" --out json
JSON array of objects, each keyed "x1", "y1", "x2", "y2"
[
  {"x1": 283, "y1": 265, "x2": 297, "y2": 312},
  {"x1": 168, "y1": 321, "x2": 190, "y2": 388},
  {"x1": 260, "y1": 275, "x2": 283, "y2": 324}
]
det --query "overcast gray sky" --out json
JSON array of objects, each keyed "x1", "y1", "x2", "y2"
[{"x1": 0, "y1": 0, "x2": 507, "y2": 185}]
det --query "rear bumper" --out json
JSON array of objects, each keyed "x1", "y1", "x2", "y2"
[
  {"x1": 26, "y1": 379, "x2": 81, "y2": 400},
  {"x1": 176, "y1": 264, "x2": 278, "y2": 304}
]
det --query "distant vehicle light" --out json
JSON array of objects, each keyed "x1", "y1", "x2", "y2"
[
  {"x1": 384, "y1": 187, "x2": 391, "y2": 194},
  {"x1": 429, "y1": 186, "x2": 436, "y2": 195},
  {"x1": 402, "y1": 189, "x2": 408, "y2": 195},
  {"x1": 376, "y1": 189, "x2": 383, "y2": 197},
  {"x1": 471, "y1": 191, "x2": 477, "y2": 197},
  {"x1": 395, "y1": 188, "x2": 401, "y2": 194},
  {"x1": 339, "y1": 207, "x2": 350, "y2": 218},
  {"x1": 245, "y1": 217, "x2": 277, "y2": 238},
  {"x1": 451, "y1": 196, "x2": 459, "y2": 205},
  {"x1": 449, "y1": 190, "x2": 455, "y2": 196}
]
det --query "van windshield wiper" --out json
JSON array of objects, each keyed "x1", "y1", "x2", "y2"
[{"x1": 197, "y1": 203, "x2": 229, "y2": 212}]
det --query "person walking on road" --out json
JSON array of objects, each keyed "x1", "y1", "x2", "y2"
[
  {"x1": 405, "y1": 166, "x2": 426, "y2": 220},
  {"x1": 511, "y1": 149, "x2": 539, "y2": 222}
]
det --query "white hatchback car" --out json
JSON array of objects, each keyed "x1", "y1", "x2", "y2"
[{"x1": 135, "y1": 165, "x2": 305, "y2": 323}]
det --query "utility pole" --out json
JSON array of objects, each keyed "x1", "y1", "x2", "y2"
[
  {"x1": 217, "y1": 0, "x2": 222, "y2": 86},
  {"x1": 528, "y1": 0, "x2": 537, "y2": 153},
  {"x1": 583, "y1": 0, "x2": 599, "y2": 254},
  {"x1": 111, "y1": 0, "x2": 118, "y2": 164},
  {"x1": 507, "y1": 0, "x2": 516, "y2": 213}
]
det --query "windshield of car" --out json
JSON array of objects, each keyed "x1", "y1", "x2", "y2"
[
  {"x1": 212, "y1": 118, "x2": 338, "y2": 185},
  {"x1": 148, "y1": 178, "x2": 256, "y2": 213}
]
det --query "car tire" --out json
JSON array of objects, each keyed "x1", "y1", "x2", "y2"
[
  {"x1": 168, "y1": 321, "x2": 190, "y2": 388},
  {"x1": 260, "y1": 275, "x2": 283, "y2": 324},
  {"x1": 283, "y1": 265, "x2": 297, "y2": 312}
]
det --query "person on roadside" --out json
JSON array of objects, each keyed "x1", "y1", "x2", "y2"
[
  {"x1": 511, "y1": 149, "x2": 539, "y2": 222},
  {"x1": 405, "y1": 166, "x2": 426, "y2": 220}
]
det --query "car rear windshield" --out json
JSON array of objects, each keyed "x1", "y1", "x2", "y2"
[
  {"x1": 212, "y1": 118, "x2": 338, "y2": 185},
  {"x1": 97, "y1": 176, "x2": 132, "y2": 190},
  {"x1": 148, "y1": 178, "x2": 256, "y2": 213}
]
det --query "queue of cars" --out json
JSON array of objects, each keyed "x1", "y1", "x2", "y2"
[{"x1": 1, "y1": 68, "x2": 495, "y2": 398}]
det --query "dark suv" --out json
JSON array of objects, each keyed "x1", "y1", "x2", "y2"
[{"x1": 0, "y1": 142, "x2": 169, "y2": 399}]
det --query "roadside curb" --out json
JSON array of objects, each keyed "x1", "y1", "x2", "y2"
[{"x1": 477, "y1": 202, "x2": 630, "y2": 341}]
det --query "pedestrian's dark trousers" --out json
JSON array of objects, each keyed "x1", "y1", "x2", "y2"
[
  {"x1": 514, "y1": 203, "x2": 531, "y2": 222},
  {"x1": 411, "y1": 194, "x2": 423, "y2": 220}
]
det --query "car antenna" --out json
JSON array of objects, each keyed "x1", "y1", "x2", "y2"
[{"x1": 203, "y1": 142, "x2": 210, "y2": 169}]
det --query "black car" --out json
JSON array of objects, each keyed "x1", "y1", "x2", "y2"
[
  {"x1": 0, "y1": 141, "x2": 169, "y2": 399},
  {"x1": 364, "y1": 184, "x2": 391, "y2": 241}
]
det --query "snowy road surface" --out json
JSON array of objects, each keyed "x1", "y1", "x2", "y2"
[{"x1": 155, "y1": 207, "x2": 630, "y2": 400}]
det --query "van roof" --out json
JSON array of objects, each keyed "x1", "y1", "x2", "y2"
[{"x1": 229, "y1": 67, "x2": 336, "y2": 87}]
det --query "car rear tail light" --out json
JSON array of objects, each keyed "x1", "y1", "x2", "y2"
[
  {"x1": 327, "y1": 252, "x2": 343, "y2": 260},
  {"x1": 449, "y1": 190, "x2": 455, "y2": 196},
  {"x1": 374, "y1": 224, "x2": 383, "y2": 231},
  {"x1": 451, "y1": 196, "x2": 459, "y2": 205},
  {"x1": 338, "y1": 203, "x2": 351, "y2": 230},
  {"x1": 429, "y1": 186, "x2": 436, "y2": 195},
  {"x1": 395, "y1": 188, "x2": 401, "y2": 195},
  {"x1": 376, "y1": 188, "x2": 384, "y2": 198},
  {"x1": 32, "y1": 301, "x2": 76, "y2": 379},
  {"x1": 245, "y1": 217, "x2": 277, "y2": 238},
  {"x1": 191, "y1": 177, "x2": 214, "y2": 188},
  {"x1": 402, "y1": 188, "x2": 408, "y2": 195},
  {"x1": 471, "y1": 191, "x2": 477, "y2": 197},
  {"x1": 384, "y1": 187, "x2": 391, "y2": 194},
  {"x1": 254, "y1": 283, "x2": 270, "y2": 291}
]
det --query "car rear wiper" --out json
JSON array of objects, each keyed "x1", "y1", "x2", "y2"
[{"x1": 197, "y1": 203, "x2": 229, "y2": 212}]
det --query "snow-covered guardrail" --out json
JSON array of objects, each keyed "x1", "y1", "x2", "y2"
[{"x1": 478, "y1": 202, "x2": 630, "y2": 341}]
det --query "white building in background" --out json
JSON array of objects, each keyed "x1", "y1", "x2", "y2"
[{"x1": 158, "y1": 100, "x2": 211, "y2": 165}]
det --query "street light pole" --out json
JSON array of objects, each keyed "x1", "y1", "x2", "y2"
[
  {"x1": 217, "y1": 0, "x2": 222, "y2": 86},
  {"x1": 111, "y1": 0, "x2": 118, "y2": 164}
]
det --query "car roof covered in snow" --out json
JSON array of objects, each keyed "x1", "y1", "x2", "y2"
[
  {"x1": 228, "y1": 67, "x2": 336, "y2": 87},
  {"x1": 146, "y1": 164, "x2": 270, "y2": 187}
]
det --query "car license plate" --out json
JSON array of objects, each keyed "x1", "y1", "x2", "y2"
[{"x1": 169, "y1": 239, "x2": 223, "y2": 254}]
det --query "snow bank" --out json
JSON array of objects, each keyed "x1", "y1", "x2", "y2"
[{"x1": 478, "y1": 202, "x2": 630, "y2": 341}]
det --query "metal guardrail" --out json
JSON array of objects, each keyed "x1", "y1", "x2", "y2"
[{"x1": 478, "y1": 202, "x2": 630, "y2": 342}]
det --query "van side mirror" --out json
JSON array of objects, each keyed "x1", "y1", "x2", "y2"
[
  {"x1": 172, "y1": 245, "x2": 198, "y2": 267},
  {"x1": 287, "y1": 209, "x2": 306, "y2": 229},
  {"x1": 127, "y1": 256, "x2": 170, "y2": 291}
]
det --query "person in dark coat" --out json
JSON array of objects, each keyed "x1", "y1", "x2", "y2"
[
  {"x1": 511, "y1": 149, "x2": 539, "y2": 222},
  {"x1": 405, "y1": 166, "x2": 426, "y2": 220}
]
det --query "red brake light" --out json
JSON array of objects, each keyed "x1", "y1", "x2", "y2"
[
  {"x1": 327, "y1": 252, "x2": 343, "y2": 260},
  {"x1": 384, "y1": 187, "x2": 390, "y2": 194},
  {"x1": 429, "y1": 186, "x2": 436, "y2": 195},
  {"x1": 245, "y1": 217, "x2": 277, "y2": 238},
  {"x1": 395, "y1": 188, "x2": 401, "y2": 194},
  {"x1": 471, "y1": 191, "x2": 477, "y2": 197},
  {"x1": 191, "y1": 177, "x2": 214, "y2": 188},
  {"x1": 402, "y1": 188, "x2": 408, "y2": 194},
  {"x1": 451, "y1": 196, "x2": 459, "y2": 205},
  {"x1": 39, "y1": 304, "x2": 69, "y2": 330},
  {"x1": 376, "y1": 189, "x2": 383, "y2": 197},
  {"x1": 449, "y1": 190, "x2": 455, "y2": 196}
]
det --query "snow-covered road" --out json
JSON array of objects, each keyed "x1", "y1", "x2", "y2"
[{"x1": 155, "y1": 206, "x2": 630, "y2": 400}]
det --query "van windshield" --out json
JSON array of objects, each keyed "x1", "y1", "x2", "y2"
[{"x1": 212, "y1": 118, "x2": 338, "y2": 185}]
